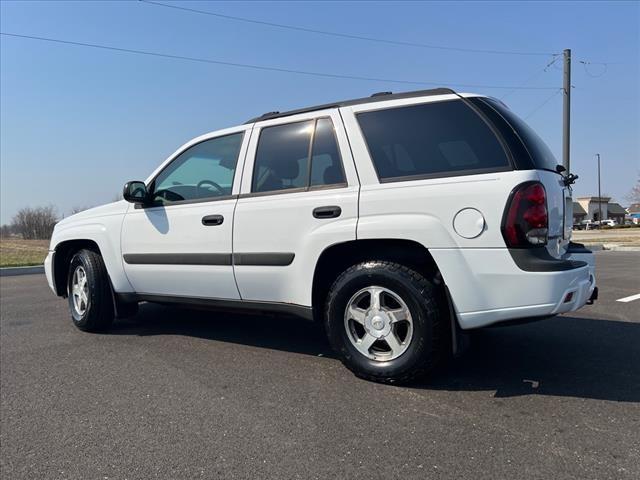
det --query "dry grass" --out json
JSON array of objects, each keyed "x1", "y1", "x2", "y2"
[
  {"x1": 572, "y1": 228, "x2": 640, "y2": 246},
  {"x1": 0, "y1": 238, "x2": 49, "y2": 267}
]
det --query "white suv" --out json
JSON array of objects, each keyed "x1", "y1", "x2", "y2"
[{"x1": 45, "y1": 88, "x2": 597, "y2": 383}]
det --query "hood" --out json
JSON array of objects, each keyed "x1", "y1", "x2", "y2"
[{"x1": 56, "y1": 201, "x2": 129, "y2": 229}]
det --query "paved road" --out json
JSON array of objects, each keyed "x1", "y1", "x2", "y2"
[{"x1": 1, "y1": 252, "x2": 639, "y2": 479}]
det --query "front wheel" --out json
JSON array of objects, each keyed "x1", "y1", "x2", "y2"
[
  {"x1": 67, "y1": 249, "x2": 115, "y2": 332},
  {"x1": 324, "y1": 261, "x2": 444, "y2": 384}
]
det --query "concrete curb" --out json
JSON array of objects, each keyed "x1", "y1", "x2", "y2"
[
  {"x1": 582, "y1": 243, "x2": 640, "y2": 252},
  {"x1": 0, "y1": 265, "x2": 45, "y2": 277},
  {"x1": 604, "y1": 245, "x2": 640, "y2": 252},
  {"x1": 581, "y1": 243, "x2": 604, "y2": 251}
]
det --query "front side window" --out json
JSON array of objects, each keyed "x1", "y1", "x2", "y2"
[
  {"x1": 252, "y1": 117, "x2": 346, "y2": 193},
  {"x1": 356, "y1": 100, "x2": 510, "y2": 181},
  {"x1": 152, "y1": 133, "x2": 243, "y2": 204}
]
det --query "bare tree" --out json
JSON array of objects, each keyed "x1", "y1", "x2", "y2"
[
  {"x1": 625, "y1": 174, "x2": 640, "y2": 204},
  {"x1": 11, "y1": 205, "x2": 58, "y2": 240},
  {"x1": 69, "y1": 206, "x2": 90, "y2": 215},
  {"x1": 0, "y1": 224, "x2": 17, "y2": 238}
]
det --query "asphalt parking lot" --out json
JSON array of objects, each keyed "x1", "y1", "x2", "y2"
[{"x1": 1, "y1": 252, "x2": 639, "y2": 479}]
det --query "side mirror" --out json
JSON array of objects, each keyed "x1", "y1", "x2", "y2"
[{"x1": 123, "y1": 181, "x2": 148, "y2": 204}]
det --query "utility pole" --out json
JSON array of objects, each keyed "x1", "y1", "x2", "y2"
[
  {"x1": 596, "y1": 153, "x2": 602, "y2": 224},
  {"x1": 562, "y1": 49, "x2": 571, "y2": 173}
]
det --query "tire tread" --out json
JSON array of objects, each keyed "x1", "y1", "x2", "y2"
[
  {"x1": 325, "y1": 261, "x2": 444, "y2": 384},
  {"x1": 68, "y1": 249, "x2": 114, "y2": 332}
]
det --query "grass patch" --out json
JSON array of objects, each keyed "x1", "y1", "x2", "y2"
[
  {"x1": 0, "y1": 238, "x2": 49, "y2": 267},
  {"x1": 572, "y1": 229, "x2": 640, "y2": 246}
]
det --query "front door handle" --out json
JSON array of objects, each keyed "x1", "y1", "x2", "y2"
[
  {"x1": 313, "y1": 206, "x2": 342, "y2": 219},
  {"x1": 202, "y1": 214, "x2": 224, "y2": 226}
]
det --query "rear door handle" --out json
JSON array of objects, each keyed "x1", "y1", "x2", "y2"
[
  {"x1": 313, "y1": 206, "x2": 342, "y2": 219},
  {"x1": 202, "y1": 214, "x2": 224, "y2": 226}
]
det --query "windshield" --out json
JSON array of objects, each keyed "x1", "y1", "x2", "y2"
[{"x1": 481, "y1": 98, "x2": 559, "y2": 172}]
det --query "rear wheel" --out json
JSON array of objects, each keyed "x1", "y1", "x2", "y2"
[
  {"x1": 67, "y1": 249, "x2": 114, "y2": 332},
  {"x1": 324, "y1": 261, "x2": 444, "y2": 384}
]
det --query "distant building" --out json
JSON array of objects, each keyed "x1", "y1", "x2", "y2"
[
  {"x1": 575, "y1": 196, "x2": 627, "y2": 224},
  {"x1": 607, "y1": 203, "x2": 627, "y2": 225},
  {"x1": 572, "y1": 202, "x2": 587, "y2": 224},
  {"x1": 628, "y1": 203, "x2": 640, "y2": 224},
  {"x1": 576, "y1": 196, "x2": 611, "y2": 222}
]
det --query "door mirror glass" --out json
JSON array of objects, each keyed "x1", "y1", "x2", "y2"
[{"x1": 123, "y1": 181, "x2": 148, "y2": 203}]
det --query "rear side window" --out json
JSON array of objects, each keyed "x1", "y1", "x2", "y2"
[
  {"x1": 356, "y1": 100, "x2": 510, "y2": 181},
  {"x1": 252, "y1": 118, "x2": 345, "y2": 193},
  {"x1": 252, "y1": 121, "x2": 312, "y2": 193},
  {"x1": 310, "y1": 118, "x2": 346, "y2": 187}
]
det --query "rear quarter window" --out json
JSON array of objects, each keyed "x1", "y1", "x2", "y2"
[
  {"x1": 478, "y1": 97, "x2": 559, "y2": 172},
  {"x1": 356, "y1": 100, "x2": 511, "y2": 182}
]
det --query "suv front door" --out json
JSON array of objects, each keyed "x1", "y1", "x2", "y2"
[
  {"x1": 233, "y1": 111, "x2": 359, "y2": 306},
  {"x1": 121, "y1": 127, "x2": 250, "y2": 299}
]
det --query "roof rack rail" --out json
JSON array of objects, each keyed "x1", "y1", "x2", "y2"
[
  {"x1": 256, "y1": 111, "x2": 280, "y2": 120},
  {"x1": 244, "y1": 87, "x2": 456, "y2": 124}
]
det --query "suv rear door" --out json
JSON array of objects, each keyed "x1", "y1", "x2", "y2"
[{"x1": 232, "y1": 110, "x2": 359, "y2": 305}]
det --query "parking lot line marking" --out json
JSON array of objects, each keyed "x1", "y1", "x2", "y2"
[{"x1": 616, "y1": 293, "x2": 640, "y2": 303}]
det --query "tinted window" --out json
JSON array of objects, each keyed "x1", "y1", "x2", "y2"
[
  {"x1": 153, "y1": 133, "x2": 243, "y2": 204},
  {"x1": 481, "y1": 98, "x2": 558, "y2": 171},
  {"x1": 252, "y1": 118, "x2": 346, "y2": 193},
  {"x1": 357, "y1": 100, "x2": 510, "y2": 181},
  {"x1": 252, "y1": 121, "x2": 312, "y2": 193},
  {"x1": 310, "y1": 118, "x2": 346, "y2": 186}
]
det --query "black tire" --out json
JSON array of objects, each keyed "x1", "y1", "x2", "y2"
[
  {"x1": 324, "y1": 261, "x2": 444, "y2": 384},
  {"x1": 67, "y1": 249, "x2": 115, "y2": 332}
]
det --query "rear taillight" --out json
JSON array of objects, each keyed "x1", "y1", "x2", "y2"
[{"x1": 502, "y1": 182, "x2": 548, "y2": 247}]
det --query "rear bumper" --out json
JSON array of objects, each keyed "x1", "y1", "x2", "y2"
[{"x1": 432, "y1": 245, "x2": 596, "y2": 329}]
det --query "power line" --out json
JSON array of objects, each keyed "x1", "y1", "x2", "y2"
[
  {"x1": 500, "y1": 54, "x2": 561, "y2": 101},
  {"x1": 575, "y1": 59, "x2": 624, "y2": 79},
  {"x1": 578, "y1": 59, "x2": 625, "y2": 65},
  {"x1": 524, "y1": 88, "x2": 563, "y2": 120},
  {"x1": 579, "y1": 60, "x2": 608, "y2": 78},
  {"x1": 0, "y1": 32, "x2": 560, "y2": 90},
  {"x1": 139, "y1": 0, "x2": 558, "y2": 57}
]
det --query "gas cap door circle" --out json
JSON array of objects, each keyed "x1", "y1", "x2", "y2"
[{"x1": 453, "y1": 208, "x2": 486, "y2": 239}]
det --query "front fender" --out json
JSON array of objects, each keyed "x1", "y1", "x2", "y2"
[{"x1": 50, "y1": 218, "x2": 133, "y2": 294}]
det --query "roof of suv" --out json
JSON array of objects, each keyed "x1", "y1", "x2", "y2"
[{"x1": 244, "y1": 87, "x2": 457, "y2": 124}]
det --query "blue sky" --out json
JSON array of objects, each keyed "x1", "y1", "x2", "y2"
[{"x1": 1, "y1": 0, "x2": 638, "y2": 223}]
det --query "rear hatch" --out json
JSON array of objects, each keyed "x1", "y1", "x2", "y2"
[
  {"x1": 472, "y1": 97, "x2": 572, "y2": 258},
  {"x1": 537, "y1": 170, "x2": 571, "y2": 258}
]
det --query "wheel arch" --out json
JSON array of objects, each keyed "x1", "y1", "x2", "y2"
[
  {"x1": 51, "y1": 239, "x2": 103, "y2": 296},
  {"x1": 312, "y1": 238, "x2": 465, "y2": 356},
  {"x1": 312, "y1": 239, "x2": 445, "y2": 319}
]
